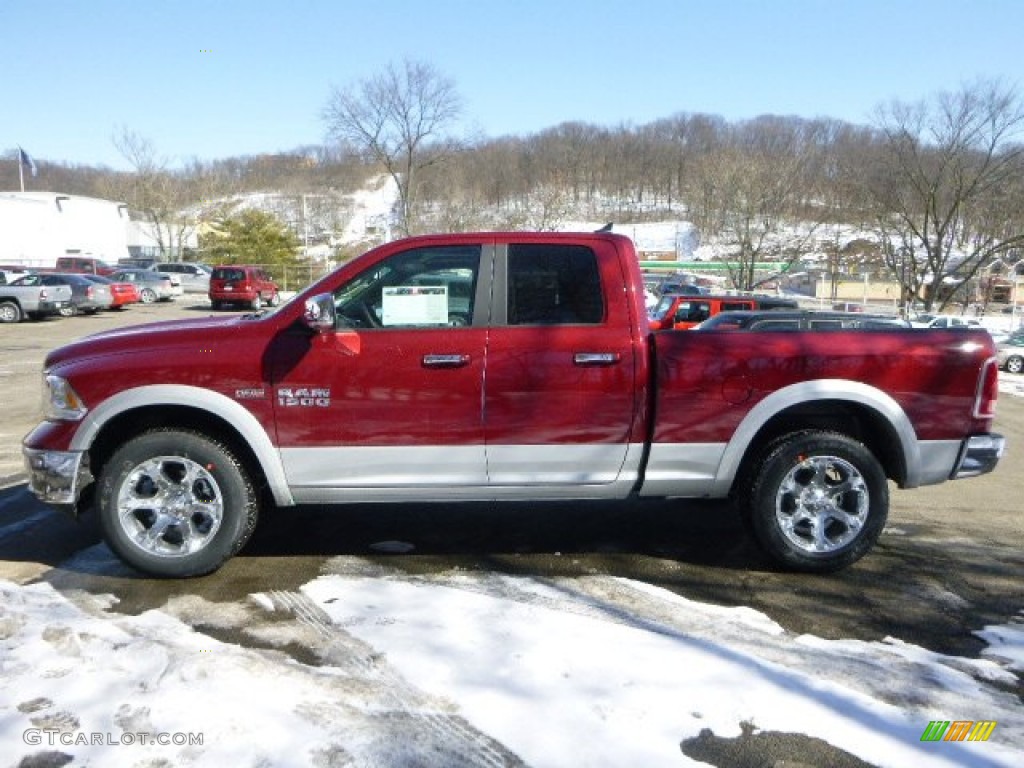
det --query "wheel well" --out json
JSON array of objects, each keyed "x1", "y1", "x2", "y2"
[
  {"x1": 734, "y1": 399, "x2": 907, "y2": 488},
  {"x1": 88, "y1": 405, "x2": 270, "y2": 497}
]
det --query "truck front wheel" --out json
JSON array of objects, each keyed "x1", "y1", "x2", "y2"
[
  {"x1": 97, "y1": 430, "x2": 259, "y2": 577},
  {"x1": 744, "y1": 431, "x2": 888, "y2": 572}
]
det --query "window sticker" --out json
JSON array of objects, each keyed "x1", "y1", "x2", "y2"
[{"x1": 382, "y1": 286, "x2": 448, "y2": 326}]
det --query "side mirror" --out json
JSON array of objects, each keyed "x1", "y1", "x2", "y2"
[{"x1": 302, "y1": 293, "x2": 336, "y2": 333}]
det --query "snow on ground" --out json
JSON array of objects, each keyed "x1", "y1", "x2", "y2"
[{"x1": 1, "y1": 565, "x2": 1022, "y2": 767}]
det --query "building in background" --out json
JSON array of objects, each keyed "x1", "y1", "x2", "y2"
[{"x1": 0, "y1": 192, "x2": 130, "y2": 268}]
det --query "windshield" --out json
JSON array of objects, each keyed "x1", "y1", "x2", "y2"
[{"x1": 650, "y1": 295, "x2": 675, "y2": 319}]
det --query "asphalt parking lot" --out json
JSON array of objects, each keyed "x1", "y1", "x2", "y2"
[{"x1": 1, "y1": 300, "x2": 1022, "y2": 675}]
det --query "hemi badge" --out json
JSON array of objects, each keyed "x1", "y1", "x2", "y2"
[{"x1": 234, "y1": 388, "x2": 265, "y2": 400}]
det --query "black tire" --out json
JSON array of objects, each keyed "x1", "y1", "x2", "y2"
[
  {"x1": 251, "y1": 294, "x2": 263, "y2": 310},
  {"x1": 96, "y1": 430, "x2": 259, "y2": 577},
  {"x1": 0, "y1": 300, "x2": 21, "y2": 323},
  {"x1": 1006, "y1": 355, "x2": 1024, "y2": 375},
  {"x1": 268, "y1": 291, "x2": 281, "y2": 307},
  {"x1": 742, "y1": 430, "x2": 888, "y2": 572}
]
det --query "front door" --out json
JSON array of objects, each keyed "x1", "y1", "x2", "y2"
[{"x1": 270, "y1": 243, "x2": 491, "y2": 500}]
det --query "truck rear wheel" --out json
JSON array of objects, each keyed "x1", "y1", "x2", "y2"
[
  {"x1": 743, "y1": 431, "x2": 887, "y2": 572},
  {"x1": 97, "y1": 430, "x2": 259, "y2": 577}
]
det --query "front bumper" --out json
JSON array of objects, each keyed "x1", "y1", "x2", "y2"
[
  {"x1": 952, "y1": 433, "x2": 1006, "y2": 479},
  {"x1": 23, "y1": 447, "x2": 92, "y2": 506}
]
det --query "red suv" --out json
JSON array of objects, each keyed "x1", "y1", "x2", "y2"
[{"x1": 209, "y1": 265, "x2": 280, "y2": 310}]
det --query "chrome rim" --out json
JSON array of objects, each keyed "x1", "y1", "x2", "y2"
[
  {"x1": 116, "y1": 456, "x2": 224, "y2": 558},
  {"x1": 775, "y1": 454, "x2": 869, "y2": 553}
]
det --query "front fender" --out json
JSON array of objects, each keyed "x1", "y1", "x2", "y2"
[{"x1": 70, "y1": 384, "x2": 294, "y2": 506}]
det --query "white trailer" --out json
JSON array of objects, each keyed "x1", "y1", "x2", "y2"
[{"x1": 0, "y1": 192, "x2": 130, "y2": 268}]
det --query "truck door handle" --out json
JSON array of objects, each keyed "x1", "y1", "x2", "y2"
[
  {"x1": 573, "y1": 352, "x2": 621, "y2": 366},
  {"x1": 422, "y1": 354, "x2": 471, "y2": 368}
]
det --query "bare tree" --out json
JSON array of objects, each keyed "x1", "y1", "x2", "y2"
[
  {"x1": 864, "y1": 79, "x2": 1024, "y2": 311},
  {"x1": 694, "y1": 117, "x2": 824, "y2": 290},
  {"x1": 101, "y1": 129, "x2": 213, "y2": 261},
  {"x1": 324, "y1": 60, "x2": 461, "y2": 236}
]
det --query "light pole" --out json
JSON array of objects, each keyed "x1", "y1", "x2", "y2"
[{"x1": 896, "y1": 247, "x2": 913, "y2": 318}]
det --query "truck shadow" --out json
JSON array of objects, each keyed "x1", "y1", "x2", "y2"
[{"x1": 244, "y1": 497, "x2": 761, "y2": 569}]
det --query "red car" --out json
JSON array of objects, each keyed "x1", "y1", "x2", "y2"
[
  {"x1": 209, "y1": 265, "x2": 280, "y2": 310},
  {"x1": 82, "y1": 275, "x2": 140, "y2": 310}
]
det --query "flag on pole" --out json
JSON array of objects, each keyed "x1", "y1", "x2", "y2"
[{"x1": 19, "y1": 147, "x2": 38, "y2": 177}]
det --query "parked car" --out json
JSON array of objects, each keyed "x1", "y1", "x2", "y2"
[
  {"x1": 109, "y1": 269, "x2": 178, "y2": 303},
  {"x1": 996, "y1": 328, "x2": 1024, "y2": 374},
  {"x1": 11, "y1": 272, "x2": 113, "y2": 315},
  {"x1": 117, "y1": 257, "x2": 160, "y2": 269},
  {"x1": 150, "y1": 262, "x2": 211, "y2": 293},
  {"x1": 0, "y1": 277, "x2": 73, "y2": 322},
  {"x1": 81, "y1": 274, "x2": 140, "y2": 310},
  {"x1": 696, "y1": 310, "x2": 912, "y2": 331},
  {"x1": 655, "y1": 281, "x2": 706, "y2": 297},
  {"x1": 648, "y1": 293, "x2": 799, "y2": 330},
  {"x1": 209, "y1": 265, "x2": 280, "y2": 310},
  {"x1": 55, "y1": 256, "x2": 117, "y2": 276},
  {"x1": 909, "y1": 313, "x2": 983, "y2": 330}
]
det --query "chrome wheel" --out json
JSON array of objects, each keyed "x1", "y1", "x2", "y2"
[
  {"x1": 115, "y1": 455, "x2": 224, "y2": 558},
  {"x1": 140, "y1": 288, "x2": 157, "y2": 304},
  {"x1": 1007, "y1": 356, "x2": 1024, "y2": 375},
  {"x1": 0, "y1": 301, "x2": 21, "y2": 323},
  {"x1": 775, "y1": 454, "x2": 869, "y2": 554},
  {"x1": 745, "y1": 430, "x2": 887, "y2": 572}
]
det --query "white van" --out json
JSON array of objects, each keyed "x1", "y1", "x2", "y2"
[{"x1": 151, "y1": 262, "x2": 211, "y2": 293}]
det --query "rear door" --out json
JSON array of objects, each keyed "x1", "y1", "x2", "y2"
[{"x1": 483, "y1": 241, "x2": 641, "y2": 489}]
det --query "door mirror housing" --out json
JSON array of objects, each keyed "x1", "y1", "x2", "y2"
[{"x1": 303, "y1": 293, "x2": 336, "y2": 333}]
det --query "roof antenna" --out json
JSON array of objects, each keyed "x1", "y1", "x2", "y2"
[{"x1": 595, "y1": 222, "x2": 613, "y2": 233}]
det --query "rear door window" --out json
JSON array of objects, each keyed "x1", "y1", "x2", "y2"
[{"x1": 507, "y1": 244, "x2": 604, "y2": 325}]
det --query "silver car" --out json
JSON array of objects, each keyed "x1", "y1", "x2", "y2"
[
  {"x1": 11, "y1": 272, "x2": 113, "y2": 315},
  {"x1": 109, "y1": 269, "x2": 178, "y2": 303},
  {"x1": 996, "y1": 328, "x2": 1024, "y2": 374},
  {"x1": 150, "y1": 262, "x2": 211, "y2": 293}
]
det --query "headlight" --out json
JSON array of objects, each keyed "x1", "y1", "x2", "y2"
[{"x1": 43, "y1": 373, "x2": 87, "y2": 421}]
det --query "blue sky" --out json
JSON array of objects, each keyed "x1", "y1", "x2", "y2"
[{"x1": 4, "y1": 0, "x2": 1022, "y2": 171}]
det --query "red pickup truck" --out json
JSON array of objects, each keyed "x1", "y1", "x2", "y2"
[{"x1": 23, "y1": 232, "x2": 1005, "y2": 577}]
